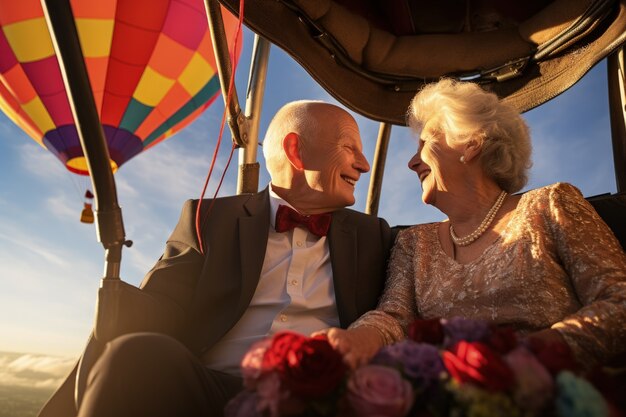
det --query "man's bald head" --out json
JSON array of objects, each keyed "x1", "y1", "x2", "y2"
[
  {"x1": 262, "y1": 100, "x2": 368, "y2": 213},
  {"x1": 263, "y1": 100, "x2": 337, "y2": 176}
]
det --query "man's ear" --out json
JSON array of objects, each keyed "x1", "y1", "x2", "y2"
[
  {"x1": 463, "y1": 138, "x2": 482, "y2": 163},
  {"x1": 283, "y1": 132, "x2": 304, "y2": 170}
]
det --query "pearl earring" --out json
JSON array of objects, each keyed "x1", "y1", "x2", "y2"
[{"x1": 460, "y1": 155, "x2": 466, "y2": 163}]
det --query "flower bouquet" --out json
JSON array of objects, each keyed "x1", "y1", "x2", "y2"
[{"x1": 225, "y1": 317, "x2": 623, "y2": 417}]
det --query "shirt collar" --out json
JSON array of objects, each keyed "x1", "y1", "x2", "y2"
[{"x1": 269, "y1": 183, "x2": 297, "y2": 230}]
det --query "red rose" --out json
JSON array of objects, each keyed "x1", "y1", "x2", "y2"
[
  {"x1": 262, "y1": 332, "x2": 306, "y2": 369},
  {"x1": 485, "y1": 325, "x2": 518, "y2": 354},
  {"x1": 262, "y1": 331, "x2": 348, "y2": 400},
  {"x1": 443, "y1": 341, "x2": 515, "y2": 392},
  {"x1": 525, "y1": 337, "x2": 578, "y2": 375},
  {"x1": 408, "y1": 318, "x2": 444, "y2": 344}
]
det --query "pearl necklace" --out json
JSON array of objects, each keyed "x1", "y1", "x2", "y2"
[{"x1": 450, "y1": 190, "x2": 507, "y2": 247}]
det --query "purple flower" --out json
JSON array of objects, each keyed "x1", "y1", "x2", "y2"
[
  {"x1": 442, "y1": 316, "x2": 490, "y2": 348},
  {"x1": 224, "y1": 390, "x2": 263, "y2": 417},
  {"x1": 372, "y1": 340, "x2": 445, "y2": 388},
  {"x1": 505, "y1": 346, "x2": 554, "y2": 412},
  {"x1": 346, "y1": 365, "x2": 414, "y2": 417},
  {"x1": 256, "y1": 372, "x2": 287, "y2": 417}
]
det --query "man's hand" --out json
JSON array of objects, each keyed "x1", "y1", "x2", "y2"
[{"x1": 313, "y1": 326, "x2": 384, "y2": 369}]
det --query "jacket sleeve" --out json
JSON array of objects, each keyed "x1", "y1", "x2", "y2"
[{"x1": 136, "y1": 200, "x2": 206, "y2": 337}]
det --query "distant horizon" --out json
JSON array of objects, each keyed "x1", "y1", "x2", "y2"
[{"x1": 0, "y1": 383, "x2": 57, "y2": 417}]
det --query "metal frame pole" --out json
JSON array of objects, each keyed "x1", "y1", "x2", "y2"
[
  {"x1": 366, "y1": 123, "x2": 392, "y2": 215},
  {"x1": 238, "y1": 35, "x2": 271, "y2": 194},
  {"x1": 41, "y1": 0, "x2": 127, "y2": 280},
  {"x1": 204, "y1": 0, "x2": 248, "y2": 149},
  {"x1": 608, "y1": 46, "x2": 626, "y2": 193}
]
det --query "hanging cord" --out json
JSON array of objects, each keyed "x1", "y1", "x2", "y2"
[
  {"x1": 202, "y1": 141, "x2": 237, "y2": 230},
  {"x1": 65, "y1": 167, "x2": 88, "y2": 206},
  {"x1": 195, "y1": 0, "x2": 245, "y2": 254}
]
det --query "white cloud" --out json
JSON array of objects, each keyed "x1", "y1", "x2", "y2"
[
  {"x1": 16, "y1": 143, "x2": 68, "y2": 183},
  {"x1": 0, "y1": 229, "x2": 68, "y2": 269},
  {"x1": 0, "y1": 215, "x2": 102, "y2": 357},
  {"x1": 113, "y1": 176, "x2": 140, "y2": 199},
  {"x1": 6, "y1": 354, "x2": 73, "y2": 375},
  {"x1": 118, "y1": 140, "x2": 236, "y2": 209},
  {"x1": 0, "y1": 352, "x2": 75, "y2": 389},
  {"x1": 46, "y1": 194, "x2": 81, "y2": 223}
]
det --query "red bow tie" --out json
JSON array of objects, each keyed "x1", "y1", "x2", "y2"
[{"x1": 275, "y1": 205, "x2": 332, "y2": 237}]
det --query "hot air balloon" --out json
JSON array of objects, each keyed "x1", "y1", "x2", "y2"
[{"x1": 0, "y1": 0, "x2": 241, "y2": 176}]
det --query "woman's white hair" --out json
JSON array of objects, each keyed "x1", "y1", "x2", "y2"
[{"x1": 407, "y1": 78, "x2": 532, "y2": 193}]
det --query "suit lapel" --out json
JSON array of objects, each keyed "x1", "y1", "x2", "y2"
[
  {"x1": 237, "y1": 189, "x2": 270, "y2": 314},
  {"x1": 194, "y1": 191, "x2": 270, "y2": 351},
  {"x1": 328, "y1": 209, "x2": 358, "y2": 327}
]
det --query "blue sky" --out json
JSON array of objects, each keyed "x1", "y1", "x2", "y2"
[{"x1": 0, "y1": 25, "x2": 617, "y2": 387}]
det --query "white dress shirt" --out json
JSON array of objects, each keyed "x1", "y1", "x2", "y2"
[{"x1": 201, "y1": 185, "x2": 340, "y2": 375}]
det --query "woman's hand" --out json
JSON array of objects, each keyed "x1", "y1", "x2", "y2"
[{"x1": 313, "y1": 326, "x2": 384, "y2": 369}]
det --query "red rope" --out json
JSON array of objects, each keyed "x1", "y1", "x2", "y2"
[
  {"x1": 195, "y1": 0, "x2": 245, "y2": 254},
  {"x1": 203, "y1": 142, "x2": 237, "y2": 228}
]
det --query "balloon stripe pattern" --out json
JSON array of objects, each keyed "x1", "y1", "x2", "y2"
[{"x1": 0, "y1": 0, "x2": 239, "y2": 175}]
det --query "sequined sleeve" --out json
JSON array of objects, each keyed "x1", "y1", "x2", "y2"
[
  {"x1": 546, "y1": 183, "x2": 626, "y2": 364},
  {"x1": 349, "y1": 229, "x2": 418, "y2": 345}
]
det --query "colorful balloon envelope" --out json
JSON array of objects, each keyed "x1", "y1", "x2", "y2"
[{"x1": 0, "y1": 0, "x2": 240, "y2": 175}]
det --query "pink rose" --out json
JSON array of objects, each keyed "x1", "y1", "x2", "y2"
[
  {"x1": 346, "y1": 365, "x2": 414, "y2": 417},
  {"x1": 256, "y1": 373, "x2": 305, "y2": 417},
  {"x1": 505, "y1": 347, "x2": 554, "y2": 412},
  {"x1": 241, "y1": 338, "x2": 272, "y2": 389},
  {"x1": 256, "y1": 373, "x2": 285, "y2": 417}
]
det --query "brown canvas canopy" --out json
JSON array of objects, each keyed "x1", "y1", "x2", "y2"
[{"x1": 218, "y1": 0, "x2": 626, "y2": 125}]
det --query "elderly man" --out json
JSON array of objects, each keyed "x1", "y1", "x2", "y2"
[{"x1": 40, "y1": 101, "x2": 393, "y2": 417}]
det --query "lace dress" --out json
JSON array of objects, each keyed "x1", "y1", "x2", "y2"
[{"x1": 352, "y1": 182, "x2": 626, "y2": 364}]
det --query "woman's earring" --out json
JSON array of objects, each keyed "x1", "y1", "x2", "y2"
[{"x1": 460, "y1": 155, "x2": 466, "y2": 164}]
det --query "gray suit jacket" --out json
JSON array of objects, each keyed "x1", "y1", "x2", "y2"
[{"x1": 39, "y1": 189, "x2": 393, "y2": 416}]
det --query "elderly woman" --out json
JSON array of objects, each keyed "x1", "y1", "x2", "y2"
[{"x1": 323, "y1": 78, "x2": 626, "y2": 369}]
